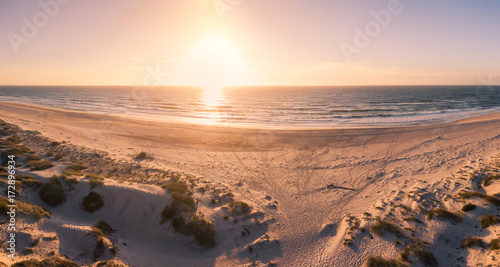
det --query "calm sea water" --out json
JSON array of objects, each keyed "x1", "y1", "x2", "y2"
[{"x1": 1, "y1": 85, "x2": 499, "y2": 127}]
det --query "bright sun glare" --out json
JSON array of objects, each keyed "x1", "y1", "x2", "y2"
[{"x1": 177, "y1": 33, "x2": 244, "y2": 96}]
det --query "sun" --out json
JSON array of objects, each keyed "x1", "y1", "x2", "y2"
[{"x1": 176, "y1": 33, "x2": 245, "y2": 94}]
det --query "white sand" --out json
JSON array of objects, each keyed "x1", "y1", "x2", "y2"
[{"x1": 1, "y1": 101, "x2": 500, "y2": 266}]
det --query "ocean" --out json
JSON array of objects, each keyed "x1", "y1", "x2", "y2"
[{"x1": 1, "y1": 85, "x2": 499, "y2": 127}]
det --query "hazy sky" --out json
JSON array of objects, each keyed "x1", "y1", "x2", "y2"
[{"x1": 1, "y1": 0, "x2": 500, "y2": 86}]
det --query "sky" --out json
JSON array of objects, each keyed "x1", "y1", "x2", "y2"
[{"x1": 1, "y1": 0, "x2": 500, "y2": 86}]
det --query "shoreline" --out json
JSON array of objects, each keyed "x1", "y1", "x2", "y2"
[
  {"x1": 2, "y1": 100, "x2": 500, "y2": 131},
  {"x1": 2, "y1": 100, "x2": 500, "y2": 130}
]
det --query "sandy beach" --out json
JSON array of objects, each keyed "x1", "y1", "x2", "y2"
[{"x1": 1, "y1": 101, "x2": 500, "y2": 266}]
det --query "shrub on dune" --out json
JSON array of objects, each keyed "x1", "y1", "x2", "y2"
[
  {"x1": 39, "y1": 178, "x2": 65, "y2": 206},
  {"x1": 24, "y1": 154, "x2": 42, "y2": 164},
  {"x1": 161, "y1": 182, "x2": 189, "y2": 194},
  {"x1": 11, "y1": 256, "x2": 79, "y2": 267},
  {"x1": 365, "y1": 256, "x2": 408, "y2": 267},
  {"x1": 425, "y1": 208, "x2": 462, "y2": 223},
  {"x1": 169, "y1": 215, "x2": 216, "y2": 248},
  {"x1": 1, "y1": 196, "x2": 50, "y2": 220},
  {"x1": 27, "y1": 160, "x2": 55, "y2": 171},
  {"x1": 459, "y1": 191, "x2": 500, "y2": 206},
  {"x1": 461, "y1": 203, "x2": 476, "y2": 212},
  {"x1": 228, "y1": 201, "x2": 252, "y2": 216},
  {"x1": 82, "y1": 192, "x2": 104, "y2": 213},
  {"x1": 94, "y1": 220, "x2": 114, "y2": 236},
  {"x1": 479, "y1": 214, "x2": 500, "y2": 228},
  {"x1": 370, "y1": 220, "x2": 404, "y2": 237},
  {"x1": 483, "y1": 174, "x2": 500, "y2": 186},
  {"x1": 490, "y1": 238, "x2": 500, "y2": 250},
  {"x1": 62, "y1": 161, "x2": 87, "y2": 177},
  {"x1": 461, "y1": 237, "x2": 484, "y2": 248},
  {"x1": 16, "y1": 174, "x2": 42, "y2": 188},
  {"x1": 85, "y1": 173, "x2": 105, "y2": 189}
]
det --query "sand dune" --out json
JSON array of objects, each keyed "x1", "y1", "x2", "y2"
[{"x1": 1, "y1": 101, "x2": 500, "y2": 266}]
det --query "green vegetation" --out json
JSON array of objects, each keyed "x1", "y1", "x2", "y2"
[
  {"x1": 62, "y1": 176, "x2": 79, "y2": 189},
  {"x1": 459, "y1": 191, "x2": 500, "y2": 206},
  {"x1": 16, "y1": 174, "x2": 42, "y2": 188},
  {"x1": 461, "y1": 203, "x2": 476, "y2": 212},
  {"x1": 135, "y1": 152, "x2": 150, "y2": 160},
  {"x1": 228, "y1": 201, "x2": 252, "y2": 216},
  {"x1": 82, "y1": 192, "x2": 104, "y2": 213},
  {"x1": 403, "y1": 217, "x2": 422, "y2": 223},
  {"x1": 461, "y1": 237, "x2": 484, "y2": 248},
  {"x1": 170, "y1": 215, "x2": 215, "y2": 248},
  {"x1": 11, "y1": 257, "x2": 80, "y2": 267},
  {"x1": 27, "y1": 160, "x2": 55, "y2": 171},
  {"x1": 490, "y1": 238, "x2": 500, "y2": 250},
  {"x1": 39, "y1": 178, "x2": 65, "y2": 206},
  {"x1": 51, "y1": 141, "x2": 61, "y2": 146},
  {"x1": 479, "y1": 214, "x2": 499, "y2": 228},
  {"x1": 85, "y1": 173, "x2": 105, "y2": 189},
  {"x1": 1, "y1": 196, "x2": 49, "y2": 220},
  {"x1": 400, "y1": 242, "x2": 437, "y2": 266},
  {"x1": 161, "y1": 182, "x2": 189, "y2": 194},
  {"x1": 343, "y1": 238, "x2": 354, "y2": 245},
  {"x1": 62, "y1": 161, "x2": 87, "y2": 177},
  {"x1": 24, "y1": 154, "x2": 42, "y2": 164},
  {"x1": 370, "y1": 220, "x2": 404, "y2": 237},
  {"x1": 160, "y1": 184, "x2": 215, "y2": 248},
  {"x1": 426, "y1": 208, "x2": 463, "y2": 223},
  {"x1": 161, "y1": 192, "x2": 196, "y2": 222},
  {"x1": 365, "y1": 256, "x2": 408, "y2": 267},
  {"x1": 483, "y1": 174, "x2": 500, "y2": 186},
  {"x1": 94, "y1": 220, "x2": 114, "y2": 236},
  {"x1": 96, "y1": 261, "x2": 126, "y2": 267},
  {"x1": 2, "y1": 146, "x2": 31, "y2": 159},
  {"x1": 0, "y1": 129, "x2": 10, "y2": 136}
]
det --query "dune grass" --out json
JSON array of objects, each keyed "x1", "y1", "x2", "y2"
[
  {"x1": 461, "y1": 203, "x2": 476, "y2": 212},
  {"x1": 94, "y1": 220, "x2": 114, "y2": 236},
  {"x1": 483, "y1": 174, "x2": 500, "y2": 186},
  {"x1": 27, "y1": 160, "x2": 55, "y2": 171},
  {"x1": 161, "y1": 182, "x2": 189, "y2": 194},
  {"x1": 159, "y1": 183, "x2": 215, "y2": 248},
  {"x1": 461, "y1": 237, "x2": 484, "y2": 248},
  {"x1": 169, "y1": 214, "x2": 216, "y2": 248},
  {"x1": 0, "y1": 196, "x2": 50, "y2": 220},
  {"x1": 85, "y1": 173, "x2": 105, "y2": 189},
  {"x1": 228, "y1": 201, "x2": 252, "y2": 216},
  {"x1": 39, "y1": 178, "x2": 65, "y2": 206},
  {"x1": 426, "y1": 208, "x2": 463, "y2": 223},
  {"x1": 479, "y1": 214, "x2": 499, "y2": 228},
  {"x1": 82, "y1": 192, "x2": 104, "y2": 213},
  {"x1": 400, "y1": 242, "x2": 437, "y2": 266},
  {"x1": 459, "y1": 191, "x2": 500, "y2": 206},
  {"x1": 161, "y1": 192, "x2": 196, "y2": 221},
  {"x1": 490, "y1": 238, "x2": 500, "y2": 250},
  {"x1": 16, "y1": 174, "x2": 42, "y2": 188},
  {"x1": 365, "y1": 256, "x2": 408, "y2": 267},
  {"x1": 62, "y1": 161, "x2": 88, "y2": 177},
  {"x1": 11, "y1": 256, "x2": 80, "y2": 267},
  {"x1": 403, "y1": 217, "x2": 422, "y2": 223},
  {"x1": 370, "y1": 220, "x2": 405, "y2": 237},
  {"x1": 62, "y1": 175, "x2": 79, "y2": 189},
  {"x1": 24, "y1": 154, "x2": 42, "y2": 164}
]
